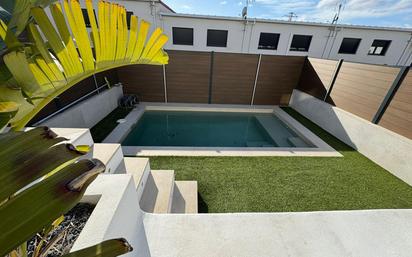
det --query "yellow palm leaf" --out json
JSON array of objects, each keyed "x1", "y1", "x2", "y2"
[{"x1": 0, "y1": 0, "x2": 168, "y2": 130}]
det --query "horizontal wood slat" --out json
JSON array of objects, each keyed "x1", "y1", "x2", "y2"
[
  {"x1": 379, "y1": 70, "x2": 412, "y2": 139},
  {"x1": 117, "y1": 64, "x2": 164, "y2": 102},
  {"x1": 58, "y1": 76, "x2": 96, "y2": 107},
  {"x1": 166, "y1": 50, "x2": 210, "y2": 103},
  {"x1": 211, "y1": 53, "x2": 258, "y2": 104},
  {"x1": 297, "y1": 57, "x2": 338, "y2": 100},
  {"x1": 329, "y1": 62, "x2": 400, "y2": 121},
  {"x1": 254, "y1": 55, "x2": 306, "y2": 105}
]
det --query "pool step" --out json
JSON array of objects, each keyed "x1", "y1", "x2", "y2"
[
  {"x1": 139, "y1": 170, "x2": 175, "y2": 213},
  {"x1": 171, "y1": 181, "x2": 198, "y2": 214},
  {"x1": 84, "y1": 143, "x2": 123, "y2": 174},
  {"x1": 287, "y1": 137, "x2": 308, "y2": 147},
  {"x1": 256, "y1": 115, "x2": 293, "y2": 147},
  {"x1": 246, "y1": 141, "x2": 274, "y2": 147}
]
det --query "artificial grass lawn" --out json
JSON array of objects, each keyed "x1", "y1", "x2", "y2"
[
  {"x1": 90, "y1": 107, "x2": 132, "y2": 143},
  {"x1": 149, "y1": 107, "x2": 412, "y2": 213}
]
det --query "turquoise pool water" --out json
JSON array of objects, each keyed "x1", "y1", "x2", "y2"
[{"x1": 122, "y1": 111, "x2": 311, "y2": 147}]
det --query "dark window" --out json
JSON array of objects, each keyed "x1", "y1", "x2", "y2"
[
  {"x1": 172, "y1": 27, "x2": 194, "y2": 45},
  {"x1": 126, "y1": 11, "x2": 133, "y2": 29},
  {"x1": 338, "y1": 38, "x2": 361, "y2": 54},
  {"x1": 207, "y1": 29, "x2": 228, "y2": 47},
  {"x1": 369, "y1": 39, "x2": 391, "y2": 56},
  {"x1": 258, "y1": 32, "x2": 280, "y2": 50},
  {"x1": 81, "y1": 8, "x2": 97, "y2": 28},
  {"x1": 290, "y1": 35, "x2": 312, "y2": 52}
]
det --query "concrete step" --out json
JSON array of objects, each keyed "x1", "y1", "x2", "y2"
[
  {"x1": 51, "y1": 128, "x2": 94, "y2": 146},
  {"x1": 139, "y1": 170, "x2": 175, "y2": 213},
  {"x1": 120, "y1": 157, "x2": 151, "y2": 200},
  {"x1": 84, "y1": 143, "x2": 123, "y2": 174},
  {"x1": 171, "y1": 181, "x2": 198, "y2": 214},
  {"x1": 288, "y1": 137, "x2": 308, "y2": 147}
]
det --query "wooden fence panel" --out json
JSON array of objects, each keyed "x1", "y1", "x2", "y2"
[
  {"x1": 117, "y1": 64, "x2": 164, "y2": 102},
  {"x1": 329, "y1": 62, "x2": 400, "y2": 121},
  {"x1": 379, "y1": 70, "x2": 412, "y2": 139},
  {"x1": 297, "y1": 57, "x2": 338, "y2": 101},
  {"x1": 57, "y1": 76, "x2": 96, "y2": 107},
  {"x1": 253, "y1": 55, "x2": 305, "y2": 105},
  {"x1": 211, "y1": 53, "x2": 258, "y2": 104},
  {"x1": 94, "y1": 69, "x2": 119, "y2": 86},
  {"x1": 166, "y1": 50, "x2": 210, "y2": 103}
]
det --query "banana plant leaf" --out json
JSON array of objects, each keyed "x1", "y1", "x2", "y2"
[
  {"x1": 0, "y1": 158, "x2": 105, "y2": 256},
  {"x1": 1, "y1": 0, "x2": 58, "y2": 37},
  {"x1": 0, "y1": 101, "x2": 18, "y2": 130},
  {"x1": 0, "y1": 0, "x2": 169, "y2": 130},
  {"x1": 0, "y1": 143, "x2": 86, "y2": 201},
  {"x1": 0, "y1": 127, "x2": 65, "y2": 163},
  {"x1": 62, "y1": 238, "x2": 133, "y2": 257},
  {"x1": 0, "y1": 127, "x2": 90, "y2": 201}
]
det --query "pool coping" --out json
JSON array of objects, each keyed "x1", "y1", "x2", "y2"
[{"x1": 103, "y1": 103, "x2": 342, "y2": 157}]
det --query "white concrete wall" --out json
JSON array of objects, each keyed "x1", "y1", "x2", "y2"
[
  {"x1": 112, "y1": 0, "x2": 412, "y2": 66},
  {"x1": 72, "y1": 174, "x2": 151, "y2": 257},
  {"x1": 289, "y1": 89, "x2": 412, "y2": 186},
  {"x1": 41, "y1": 85, "x2": 123, "y2": 128}
]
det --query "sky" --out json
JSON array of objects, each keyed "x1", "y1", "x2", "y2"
[{"x1": 162, "y1": 0, "x2": 412, "y2": 28}]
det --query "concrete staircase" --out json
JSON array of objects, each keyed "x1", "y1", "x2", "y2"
[
  {"x1": 61, "y1": 128, "x2": 198, "y2": 214},
  {"x1": 96, "y1": 146, "x2": 198, "y2": 214}
]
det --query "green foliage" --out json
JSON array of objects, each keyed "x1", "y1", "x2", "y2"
[
  {"x1": 91, "y1": 107, "x2": 133, "y2": 143},
  {"x1": 0, "y1": 127, "x2": 132, "y2": 256}
]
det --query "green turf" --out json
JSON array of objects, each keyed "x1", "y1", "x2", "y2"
[
  {"x1": 148, "y1": 107, "x2": 412, "y2": 213},
  {"x1": 90, "y1": 107, "x2": 132, "y2": 143}
]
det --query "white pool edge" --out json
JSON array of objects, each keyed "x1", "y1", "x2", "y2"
[{"x1": 104, "y1": 103, "x2": 341, "y2": 157}]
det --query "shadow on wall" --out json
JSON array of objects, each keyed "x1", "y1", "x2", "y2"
[
  {"x1": 288, "y1": 90, "x2": 357, "y2": 152},
  {"x1": 296, "y1": 59, "x2": 335, "y2": 105}
]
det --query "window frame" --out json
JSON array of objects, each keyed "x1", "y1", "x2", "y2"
[
  {"x1": 172, "y1": 27, "x2": 194, "y2": 46},
  {"x1": 258, "y1": 32, "x2": 280, "y2": 50},
  {"x1": 368, "y1": 39, "x2": 391, "y2": 56},
  {"x1": 206, "y1": 29, "x2": 228, "y2": 48},
  {"x1": 338, "y1": 38, "x2": 362, "y2": 55},
  {"x1": 289, "y1": 34, "x2": 312, "y2": 52}
]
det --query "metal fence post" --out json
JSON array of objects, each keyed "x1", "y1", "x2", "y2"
[
  {"x1": 372, "y1": 65, "x2": 410, "y2": 124},
  {"x1": 323, "y1": 58, "x2": 343, "y2": 102},
  {"x1": 93, "y1": 74, "x2": 100, "y2": 94},
  {"x1": 208, "y1": 51, "x2": 215, "y2": 104},
  {"x1": 163, "y1": 64, "x2": 168, "y2": 103},
  {"x1": 251, "y1": 54, "x2": 262, "y2": 105}
]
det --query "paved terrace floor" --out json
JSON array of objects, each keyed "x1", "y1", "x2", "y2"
[{"x1": 144, "y1": 209, "x2": 412, "y2": 257}]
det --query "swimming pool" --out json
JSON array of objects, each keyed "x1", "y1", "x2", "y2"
[
  {"x1": 104, "y1": 103, "x2": 339, "y2": 156},
  {"x1": 122, "y1": 111, "x2": 312, "y2": 148}
]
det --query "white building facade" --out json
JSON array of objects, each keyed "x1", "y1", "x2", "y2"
[{"x1": 105, "y1": 0, "x2": 412, "y2": 66}]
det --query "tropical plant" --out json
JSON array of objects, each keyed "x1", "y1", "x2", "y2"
[
  {"x1": 0, "y1": 0, "x2": 169, "y2": 131},
  {"x1": 0, "y1": 127, "x2": 133, "y2": 256}
]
